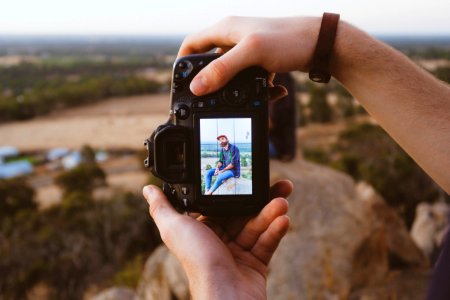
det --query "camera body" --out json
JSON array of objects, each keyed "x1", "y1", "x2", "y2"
[{"x1": 144, "y1": 53, "x2": 269, "y2": 216}]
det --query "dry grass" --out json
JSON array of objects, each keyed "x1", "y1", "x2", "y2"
[{"x1": 0, "y1": 93, "x2": 171, "y2": 151}]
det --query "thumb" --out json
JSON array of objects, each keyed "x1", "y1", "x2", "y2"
[
  {"x1": 189, "y1": 42, "x2": 256, "y2": 96},
  {"x1": 142, "y1": 185, "x2": 179, "y2": 241}
]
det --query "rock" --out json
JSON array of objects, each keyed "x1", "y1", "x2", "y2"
[
  {"x1": 350, "y1": 269, "x2": 431, "y2": 300},
  {"x1": 136, "y1": 160, "x2": 429, "y2": 300},
  {"x1": 212, "y1": 177, "x2": 252, "y2": 195},
  {"x1": 91, "y1": 287, "x2": 135, "y2": 300},
  {"x1": 356, "y1": 182, "x2": 427, "y2": 269},
  {"x1": 135, "y1": 246, "x2": 189, "y2": 300},
  {"x1": 411, "y1": 201, "x2": 449, "y2": 260},
  {"x1": 267, "y1": 159, "x2": 427, "y2": 299}
]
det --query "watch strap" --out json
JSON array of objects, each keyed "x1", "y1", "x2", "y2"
[{"x1": 309, "y1": 12, "x2": 340, "y2": 83}]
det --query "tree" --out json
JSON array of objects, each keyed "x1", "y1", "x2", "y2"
[
  {"x1": 241, "y1": 157, "x2": 248, "y2": 167},
  {"x1": 0, "y1": 178, "x2": 36, "y2": 221},
  {"x1": 55, "y1": 164, "x2": 106, "y2": 196},
  {"x1": 308, "y1": 86, "x2": 332, "y2": 123}
]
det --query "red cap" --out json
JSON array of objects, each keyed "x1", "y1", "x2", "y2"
[{"x1": 216, "y1": 134, "x2": 228, "y2": 140}]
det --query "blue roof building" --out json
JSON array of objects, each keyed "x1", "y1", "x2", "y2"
[{"x1": 0, "y1": 160, "x2": 33, "y2": 179}]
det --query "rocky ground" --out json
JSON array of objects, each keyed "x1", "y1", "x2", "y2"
[{"x1": 98, "y1": 159, "x2": 431, "y2": 300}]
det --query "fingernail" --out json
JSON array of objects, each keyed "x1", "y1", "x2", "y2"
[
  {"x1": 190, "y1": 75, "x2": 208, "y2": 95},
  {"x1": 143, "y1": 186, "x2": 153, "y2": 204}
]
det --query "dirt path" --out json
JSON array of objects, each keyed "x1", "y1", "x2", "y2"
[{"x1": 0, "y1": 93, "x2": 171, "y2": 151}]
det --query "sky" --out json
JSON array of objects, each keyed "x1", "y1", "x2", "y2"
[
  {"x1": 200, "y1": 118, "x2": 252, "y2": 144},
  {"x1": 0, "y1": 0, "x2": 449, "y2": 36}
]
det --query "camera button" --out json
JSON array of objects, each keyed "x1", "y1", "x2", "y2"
[
  {"x1": 177, "y1": 61, "x2": 187, "y2": 69},
  {"x1": 181, "y1": 186, "x2": 189, "y2": 195},
  {"x1": 209, "y1": 98, "x2": 217, "y2": 106},
  {"x1": 175, "y1": 104, "x2": 190, "y2": 120},
  {"x1": 172, "y1": 82, "x2": 182, "y2": 93},
  {"x1": 253, "y1": 100, "x2": 261, "y2": 107},
  {"x1": 255, "y1": 78, "x2": 267, "y2": 96}
]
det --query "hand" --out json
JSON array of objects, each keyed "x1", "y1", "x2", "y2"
[
  {"x1": 178, "y1": 16, "x2": 322, "y2": 97},
  {"x1": 214, "y1": 168, "x2": 220, "y2": 176},
  {"x1": 142, "y1": 180, "x2": 293, "y2": 300}
]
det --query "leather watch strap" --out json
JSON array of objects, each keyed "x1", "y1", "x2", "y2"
[{"x1": 309, "y1": 12, "x2": 340, "y2": 83}]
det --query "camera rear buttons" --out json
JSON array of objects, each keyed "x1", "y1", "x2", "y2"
[
  {"x1": 181, "y1": 186, "x2": 189, "y2": 195},
  {"x1": 174, "y1": 104, "x2": 190, "y2": 120},
  {"x1": 224, "y1": 87, "x2": 247, "y2": 105},
  {"x1": 174, "y1": 60, "x2": 194, "y2": 81},
  {"x1": 172, "y1": 82, "x2": 182, "y2": 93},
  {"x1": 192, "y1": 98, "x2": 218, "y2": 109},
  {"x1": 255, "y1": 77, "x2": 267, "y2": 97}
]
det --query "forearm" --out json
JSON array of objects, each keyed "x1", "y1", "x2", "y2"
[
  {"x1": 331, "y1": 22, "x2": 450, "y2": 193},
  {"x1": 223, "y1": 163, "x2": 234, "y2": 171}
]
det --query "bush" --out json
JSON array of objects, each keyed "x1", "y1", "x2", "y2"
[
  {"x1": 303, "y1": 147, "x2": 331, "y2": 165},
  {"x1": 0, "y1": 191, "x2": 161, "y2": 300},
  {"x1": 0, "y1": 178, "x2": 36, "y2": 221},
  {"x1": 331, "y1": 123, "x2": 439, "y2": 227},
  {"x1": 55, "y1": 164, "x2": 106, "y2": 196},
  {"x1": 308, "y1": 87, "x2": 332, "y2": 123}
]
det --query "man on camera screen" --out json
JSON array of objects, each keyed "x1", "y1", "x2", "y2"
[{"x1": 204, "y1": 134, "x2": 240, "y2": 195}]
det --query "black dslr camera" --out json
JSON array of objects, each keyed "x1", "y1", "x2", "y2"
[{"x1": 144, "y1": 53, "x2": 269, "y2": 216}]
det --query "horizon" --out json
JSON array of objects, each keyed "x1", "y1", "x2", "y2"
[{"x1": 1, "y1": 1, "x2": 449, "y2": 36}]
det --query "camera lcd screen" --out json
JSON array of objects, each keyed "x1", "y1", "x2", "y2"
[{"x1": 200, "y1": 118, "x2": 252, "y2": 196}]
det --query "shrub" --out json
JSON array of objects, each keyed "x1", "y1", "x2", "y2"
[
  {"x1": 55, "y1": 164, "x2": 106, "y2": 196},
  {"x1": 0, "y1": 191, "x2": 161, "y2": 300},
  {"x1": 308, "y1": 86, "x2": 332, "y2": 123},
  {"x1": 332, "y1": 123, "x2": 439, "y2": 227},
  {"x1": 0, "y1": 178, "x2": 36, "y2": 221}
]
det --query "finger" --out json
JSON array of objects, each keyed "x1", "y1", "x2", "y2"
[
  {"x1": 225, "y1": 181, "x2": 293, "y2": 240},
  {"x1": 233, "y1": 197, "x2": 289, "y2": 250},
  {"x1": 214, "y1": 46, "x2": 232, "y2": 55},
  {"x1": 251, "y1": 215, "x2": 290, "y2": 265},
  {"x1": 178, "y1": 17, "x2": 243, "y2": 57},
  {"x1": 142, "y1": 185, "x2": 180, "y2": 242},
  {"x1": 268, "y1": 73, "x2": 276, "y2": 86},
  {"x1": 189, "y1": 40, "x2": 260, "y2": 96},
  {"x1": 268, "y1": 85, "x2": 288, "y2": 102},
  {"x1": 269, "y1": 180, "x2": 294, "y2": 199}
]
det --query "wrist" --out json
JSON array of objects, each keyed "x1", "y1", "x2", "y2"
[
  {"x1": 187, "y1": 269, "x2": 239, "y2": 300},
  {"x1": 329, "y1": 21, "x2": 380, "y2": 86}
]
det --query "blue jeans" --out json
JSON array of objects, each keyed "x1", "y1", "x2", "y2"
[{"x1": 205, "y1": 168, "x2": 234, "y2": 193}]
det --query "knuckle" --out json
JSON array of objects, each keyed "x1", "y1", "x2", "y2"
[{"x1": 243, "y1": 33, "x2": 265, "y2": 51}]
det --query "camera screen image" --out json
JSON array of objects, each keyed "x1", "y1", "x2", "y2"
[{"x1": 200, "y1": 118, "x2": 252, "y2": 196}]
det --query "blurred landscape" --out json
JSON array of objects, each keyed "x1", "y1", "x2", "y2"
[{"x1": 1, "y1": 35, "x2": 449, "y2": 299}]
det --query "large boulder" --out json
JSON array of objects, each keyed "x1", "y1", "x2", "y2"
[
  {"x1": 267, "y1": 159, "x2": 427, "y2": 299},
  {"x1": 135, "y1": 160, "x2": 428, "y2": 300},
  {"x1": 410, "y1": 201, "x2": 449, "y2": 261},
  {"x1": 135, "y1": 246, "x2": 189, "y2": 300},
  {"x1": 91, "y1": 287, "x2": 135, "y2": 300},
  {"x1": 349, "y1": 269, "x2": 431, "y2": 300}
]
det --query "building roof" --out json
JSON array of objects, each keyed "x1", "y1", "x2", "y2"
[
  {"x1": 0, "y1": 160, "x2": 33, "y2": 179},
  {"x1": 0, "y1": 146, "x2": 19, "y2": 158}
]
